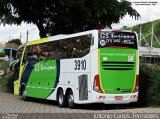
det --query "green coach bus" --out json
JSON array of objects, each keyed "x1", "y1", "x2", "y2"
[{"x1": 14, "y1": 29, "x2": 139, "y2": 108}]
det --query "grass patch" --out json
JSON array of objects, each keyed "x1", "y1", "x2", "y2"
[
  {"x1": 0, "y1": 61, "x2": 9, "y2": 70},
  {"x1": 125, "y1": 19, "x2": 160, "y2": 48},
  {"x1": 0, "y1": 72, "x2": 14, "y2": 92}
]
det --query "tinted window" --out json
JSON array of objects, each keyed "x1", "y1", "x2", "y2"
[
  {"x1": 98, "y1": 31, "x2": 137, "y2": 49},
  {"x1": 60, "y1": 34, "x2": 91, "y2": 59},
  {"x1": 24, "y1": 34, "x2": 92, "y2": 61},
  {"x1": 16, "y1": 46, "x2": 24, "y2": 59}
]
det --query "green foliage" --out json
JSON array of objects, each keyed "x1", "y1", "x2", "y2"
[
  {"x1": 0, "y1": 60, "x2": 17, "y2": 93},
  {"x1": 0, "y1": 0, "x2": 19, "y2": 25},
  {"x1": 0, "y1": 72, "x2": 14, "y2": 92},
  {"x1": 1, "y1": 0, "x2": 140, "y2": 38},
  {"x1": 6, "y1": 72, "x2": 14, "y2": 93},
  {"x1": 7, "y1": 39, "x2": 22, "y2": 45},
  {"x1": 138, "y1": 64, "x2": 160, "y2": 106},
  {"x1": 126, "y1": 19, "x2": 160, "y2": 48},
  {"x1": 0, "y1": 61, "x2": 9, "y2": 70},
  {"x1": 0, "y1": 52, "x2": 5, "y2": 57}
]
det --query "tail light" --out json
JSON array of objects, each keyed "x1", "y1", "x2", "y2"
[
  {"x1": 93, "y1": 75, "x2": 103, "y2": 93},
  {"x1": 132, "y1": 75, "x2": 139, "y2": 93}
]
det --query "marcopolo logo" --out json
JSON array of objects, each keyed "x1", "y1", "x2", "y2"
[{"x1": 100, "y1": 40, "x2": 106, "y2": 46}]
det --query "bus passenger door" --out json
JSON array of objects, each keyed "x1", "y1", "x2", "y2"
[
  {"x1": 14, "y1": 57, "x2": 28, "y2": 95},
  {"x1": 78, "y1": 73, "x2": 91, "y2": 102}
]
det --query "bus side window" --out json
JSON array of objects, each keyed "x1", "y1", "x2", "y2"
[
  {"x1": 49, "y1": 41, "x2": 61, "y2": 60},
  {"x1": 29, "y1": 34, "x2": 92, "y2": 61},
  {"x1": 24, "y1": 45, "x2": 39, "y2": 62},
  {"x1": 71, "y1": 35, "x2": 91, "y2": 58},
  {"x1": 16, "y1": 46, "x2": 24, "y2": 60},
  {"x1": 59, "y1": 34, "x2": 92, "y2": 59}
]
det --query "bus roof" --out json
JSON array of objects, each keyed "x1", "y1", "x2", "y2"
[
  {"x1": 26, "y1": 29, "x2": 136, "y2": 45},
  {"x1": 27, "y1": 30, "x2": 97, "y2": 45}
]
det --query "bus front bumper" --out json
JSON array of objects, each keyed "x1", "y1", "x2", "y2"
[{"x1": 92, "y1": 92, "x2": 138, "y2": 104}]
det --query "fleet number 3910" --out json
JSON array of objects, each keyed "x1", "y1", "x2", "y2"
[{"x1": 74, "y1": 60, "x2": 86, "y2": 70}]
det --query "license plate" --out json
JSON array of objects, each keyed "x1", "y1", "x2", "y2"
[{"x1": 115, "y1": 96, "x2": 123, "y2": 100}]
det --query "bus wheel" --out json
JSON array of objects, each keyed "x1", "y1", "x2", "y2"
[
  {"x1": 22, "y1": 89, "x2": 27, "y2": 101},
  {"x1": 67, "y1": 90, "x2": 75, "y2": 108},
  {"x1": 57, "y1": 89, "x2": 66, "y2": 107}
]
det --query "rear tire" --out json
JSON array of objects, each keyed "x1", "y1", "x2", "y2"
[
  {"x1": 57, "y1": 89, "x2": 66, "y2": 107},
  {"x1": 67, "y1": 90, "x2": 75, "y2": 108}
]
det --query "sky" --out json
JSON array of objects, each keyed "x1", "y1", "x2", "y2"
[{"x1": 0, "y1": 0, "x2": 160, "y2": 44}]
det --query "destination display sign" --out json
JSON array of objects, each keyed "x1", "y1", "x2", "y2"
[{"x1": 98, "y1": 31, "x2": 137, "y2": 49}]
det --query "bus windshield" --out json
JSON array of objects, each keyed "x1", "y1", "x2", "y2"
[{"x1": 98, "y1": 31, "x2": 137, "y2": 49}]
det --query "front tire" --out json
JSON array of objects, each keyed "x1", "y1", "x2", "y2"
[
  {"x1": 22, "y1": 89, "x2": 28, "y2": 101},
  {"x1": 67, "y1": 90, "x2": 75, "y2": 108},
  {"x1": 57, "y1": 89, "x2": 66, "y2": 107}
]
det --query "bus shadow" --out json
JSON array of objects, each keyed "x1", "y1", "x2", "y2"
[
  {"x1": 23, "y1": 97, "x2": 144, "y2": 110},
  {"x1": 22, "y1": 97, "x2": 58, "y2": 106},
  {"x1": 75, "y1": 103, "x2": 144, "y2": 110}
]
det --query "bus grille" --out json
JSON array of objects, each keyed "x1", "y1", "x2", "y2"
[{"x1": 102, "y1": 62, "x2": 134, "y2": 70}]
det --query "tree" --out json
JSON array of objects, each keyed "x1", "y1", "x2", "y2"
[
  {"x1": 2, "y1": 0, "x2": 140, "y2": 38},
  {"x1": 7, "y1": 39, "x2": 22, "y2": 45},
  {"x1": 0, "y1": 0, "x2": 20, "y2": 25}
]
